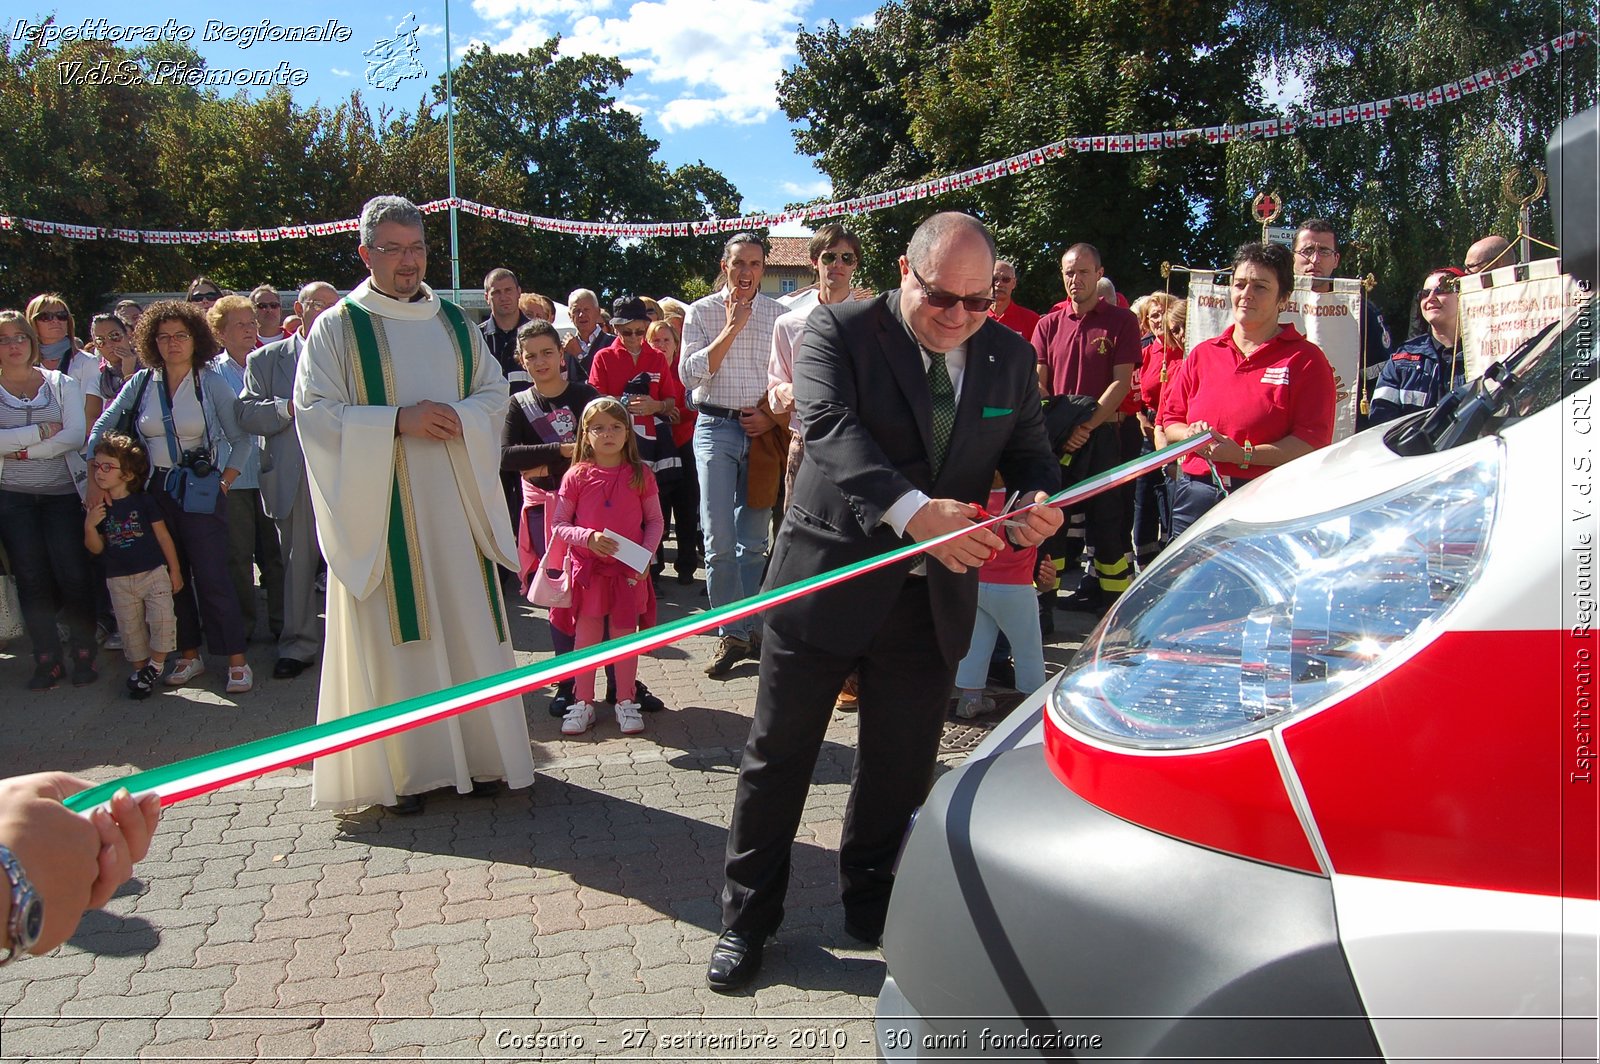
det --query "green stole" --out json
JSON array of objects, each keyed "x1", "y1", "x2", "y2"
[{"x1": 340, "y1": 295, "x2": 506, "y2": 646}]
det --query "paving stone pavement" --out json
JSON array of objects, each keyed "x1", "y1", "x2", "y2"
[{"x1": 0, "y1": 566, "x2": 1094, "y2": 1061}]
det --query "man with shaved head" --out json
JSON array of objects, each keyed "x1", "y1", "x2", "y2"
[
  {"x1": 706, "y1": 211, "x2": 1062, "y2": 992},
  {"x1": 1464, "y1": 234, "x2": 1514, "y2": 274}
]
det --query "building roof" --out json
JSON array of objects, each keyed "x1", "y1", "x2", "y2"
[{"x1": 766, "y1": 236, "x2": 812, "y2": 269}]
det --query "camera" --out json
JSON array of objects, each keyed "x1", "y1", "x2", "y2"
[{"x1": 179, "y1": 448, "x2": 215, "y2": 478}]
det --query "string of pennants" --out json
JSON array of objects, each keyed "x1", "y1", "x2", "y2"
[{"x1": 0, "y1": 29, "x2": 1589, "y2": 245}]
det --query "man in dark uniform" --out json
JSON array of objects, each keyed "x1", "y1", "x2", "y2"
[
  {"x1": 479, "y1": 268, "x2": 531, "y2": 394},
  {"x1": 707, "y1": 212, "x2": 1062, "y2": 992}
]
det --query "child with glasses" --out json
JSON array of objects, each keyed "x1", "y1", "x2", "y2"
[{"x1": 83, "y1": 433, "x2": 183, "y2": 699}]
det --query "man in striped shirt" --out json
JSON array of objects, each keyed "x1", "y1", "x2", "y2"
[{"x1": 680, "y1": 233, "x2": 786, "y2": 677}]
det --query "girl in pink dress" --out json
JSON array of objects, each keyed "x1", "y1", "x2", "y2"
[{"x1": 549, "y1": 397, "x2": 666, "y2": 736}]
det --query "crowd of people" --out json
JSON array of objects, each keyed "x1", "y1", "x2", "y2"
[{"x1": 0, "y1": 196, "x2": 1513, "y2": 982}]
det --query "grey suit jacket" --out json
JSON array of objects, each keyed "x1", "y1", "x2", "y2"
[
  {"x1": 237, "y1": 334, "x2": 306, "y2": 520},
  {"x1": 765, "y1": 289, "x2": 1059, "y2": 664}
]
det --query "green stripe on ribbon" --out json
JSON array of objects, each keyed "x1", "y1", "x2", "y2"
[{"x1": 62, "y1": 434, "x2": 1214, "y2": 814}]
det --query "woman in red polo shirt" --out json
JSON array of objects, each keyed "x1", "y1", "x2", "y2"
[{"x1": 1158, "y1": 242, "x2": 1336, "y2": 538}]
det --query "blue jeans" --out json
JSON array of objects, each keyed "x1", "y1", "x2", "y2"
[
  {"x1": 955, "y1": 582, "x2": 1047, "y2": 694},
  {"x1": 0, "y1": 488, "x2": 97, "y2": 659},
  {"x1": 693, "y1": 414, "x2": 770, "y2": 639}
]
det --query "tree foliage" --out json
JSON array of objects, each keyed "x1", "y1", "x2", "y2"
[
  {"x1": 778, "y1": 0, "x2": 1597, "y2": 328},
  {"x1": 0, "y1": 27, "x2": 744, "y2": 318}
]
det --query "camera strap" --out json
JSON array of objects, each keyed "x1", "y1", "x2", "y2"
[{"x1": 155, "y1": 368, "x2": 214, "y2": 469}]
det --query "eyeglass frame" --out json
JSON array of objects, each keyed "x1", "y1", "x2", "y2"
[{"x1": 909, "y1": 266, "x2": 996, "y2": 313}]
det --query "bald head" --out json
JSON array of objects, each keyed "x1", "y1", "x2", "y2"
[
  {"x1": 1465, "y1": 235, "x2": 1513, "y2": 274},
  {"x1": 906, "y1": 212, "x2": 996, "y2": 274}
]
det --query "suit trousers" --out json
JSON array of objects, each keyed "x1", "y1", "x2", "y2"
[
  {"x1": 274, "y1": 478, "x2": 324, "y2": 662},
  {"x1": 721, "y1": 579, "x2": 954, "y2": 939},
  {"x1": 225, "y1": 487, "x2": 284, "y2": 641}
]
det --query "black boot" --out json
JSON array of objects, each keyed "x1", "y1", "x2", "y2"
[{"x1": 547, "y1": 678, "x2": 577, "y2": 718}]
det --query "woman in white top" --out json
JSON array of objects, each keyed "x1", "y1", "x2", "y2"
[
  {"x1": 91, "y1": 300, "x2": 255, "y2": 694},
  {"x1": 0, "y1": 310, "x2": 98, "y2": 690},
  {"x1": 25, "y1": 294, "x2": 103, "y2": 433}
]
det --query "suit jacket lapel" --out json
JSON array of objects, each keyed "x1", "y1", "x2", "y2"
[{"x1": 881, "y1": 291, "x2": 937, "y2": 463}]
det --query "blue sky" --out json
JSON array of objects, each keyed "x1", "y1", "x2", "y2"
[{"x1": 18, "y1": 0, "x2": 882, "y2": 233}]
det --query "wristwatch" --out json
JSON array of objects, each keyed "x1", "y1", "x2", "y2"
[{"x1": 0, "y1": 842, "x2": 43, "y2": 964}]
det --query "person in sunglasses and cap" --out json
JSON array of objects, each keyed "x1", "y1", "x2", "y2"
[{"x1": 1368, "y1": 266, "x2": 1468, "y2": 426}]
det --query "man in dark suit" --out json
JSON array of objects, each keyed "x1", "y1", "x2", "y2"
[
  {"x1": 708, "y1": 213, "x2": 1063, "y2": 991},
  {"x1": 236, "y1": 281, "x2": 336, "y2": 679}
]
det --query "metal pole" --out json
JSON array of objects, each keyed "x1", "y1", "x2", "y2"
[{"x1": 444, "y1": 0, "x2": 461, "y2": 301}]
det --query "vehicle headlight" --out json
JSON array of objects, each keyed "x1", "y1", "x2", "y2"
[{"x1": 1051, "y1": 452, "x2": 1500, "y2": 750}]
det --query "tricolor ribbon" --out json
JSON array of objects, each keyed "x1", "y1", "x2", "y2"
[{"x1": 62, "y1": 434, "x2": 1212, "y2": 813}]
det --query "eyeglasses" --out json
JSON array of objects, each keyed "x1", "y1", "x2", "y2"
[
  {"x1": 910, "y1": 266, "x2": 995, "y2": 313},
  {"x1": 617, "y1": 327, "x2": 647, "y2": 339},
  {"x1": 90, "y1": 461, "x2": 123, "y2": 473},
  {"x1": 0, "y1": 335, "x2": 30, "y2": 347},
  {"x1": 819, "y1": 251, "x2": 858, "y2": 266},
  {"x1": 188, "y1": 292, "x2": 221, "y2": 302},
  {"x1": 253, "y1": 300, "x2": 281, "y2": 310},
  {"x1": 155, "y1": 332, "x2": 192, "y2": 344},
  {"x1": 32, "y1": 310, "x2": 70, "y2": 322},
  {"x1": 1294, "y1": 245, "x2": 1338, "y2": 261},
  {"x1": 370, "y1": 243, "x2": 427, "y2": 259},
  {"x1": 1418, "y1": 283, "x2": 1459, "y2": 299},
  {"x1": 300, "y1": 298, "x2": 332, "y2": 311}
]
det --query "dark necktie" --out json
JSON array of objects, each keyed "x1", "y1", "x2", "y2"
[{"x1": 925, "y1": 348, "x2": 955, "y2": 474}]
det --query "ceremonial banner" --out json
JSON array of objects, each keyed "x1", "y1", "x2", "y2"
[
  {"x1": 1459, "y1": 258, "x2": 1586, "y2": 379},
  {"x1": 1187, "y1": 273, "x2": 1366, "y2": 441}
]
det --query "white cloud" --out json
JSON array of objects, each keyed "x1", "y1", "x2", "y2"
[
  {"x1": 475, "y1": 0, "x2": 808, "y2": 131},
  {"x1": 331, "y1": 67, "x2": 352, "y2": 77},
  {"x1": 615, "y1": 100, "x2": 648, "y2": 118},
  {"x1": 768, "y1": 219, "x2": 814, "y2": 237},
  {"x1": 850, "y1": 11, "x2": 876, "y2": 29},
  {"x1": 780, "y1": 178, "x2": 831, "y2": 199},
  {"x1": 416, "y1": 22, "x2": 446, "y2": 38}
]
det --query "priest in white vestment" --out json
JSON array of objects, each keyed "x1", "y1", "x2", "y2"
[{"x1": 296, "y1": 196, "x2": 536, "y2": 813}]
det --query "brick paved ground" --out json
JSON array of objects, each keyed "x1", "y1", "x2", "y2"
[{"x1": 0, "y1": 568, "x2": 1094, "y2": 1062}]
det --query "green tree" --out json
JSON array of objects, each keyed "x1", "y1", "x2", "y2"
[{"x1": 1226, "y1": 0, "x2": 1598, "y2": 330}]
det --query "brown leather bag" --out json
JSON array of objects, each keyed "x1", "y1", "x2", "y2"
[{"x1": 745, "y1": 396, "x2": 792, "y2": 511}]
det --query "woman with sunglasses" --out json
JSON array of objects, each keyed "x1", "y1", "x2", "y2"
[
  {"x1": 25, "y1": 294, "x2": 104, "y2": 445},
  {"x1": 1368, "y1": 267, "x2": 1467, "y2": 426},
  {"x1": 0, "y1": 311, "x2": 99, "y2": 690},
  {"x1": 89, "y1": 300, "x2": 255, "y2": 694},
  {"x1": 1157, "y1": 242, "x2": 1337, "y2": 539}
]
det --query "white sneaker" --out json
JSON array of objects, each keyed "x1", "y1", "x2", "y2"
[
  {"x1": 561, "y1": 700, "x2": 596, "y2": 735},
  {"x1": 614, "y1": 700, "x2": 645, "y2": 735},
  {"x1": 165, "y1": 657, "x2": 206, "y2": 686},
  {"x1": 226, "y1": 664, "x2": 253, "y2": 694}
]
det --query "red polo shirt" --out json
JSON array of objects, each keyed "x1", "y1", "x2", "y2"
[
  {"x1": 989, "y1": 301, "x2": 1041, "y2": 341},
  {"x1": 1157, "y1": 324, "x2": 1336, "y2": 481},
  {"x1": 1032, "y1": 299, "x2": 1142, "y2": 399},
  {"x1": 1138, "y1": 339, "x2": 1186, "y2": 411}
]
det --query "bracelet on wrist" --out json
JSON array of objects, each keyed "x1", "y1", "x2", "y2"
[{"x1": 1240, "y1": 440, "x2": 1254, "y2": 469}]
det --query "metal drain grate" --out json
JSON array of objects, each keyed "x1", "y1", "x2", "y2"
[{"x1": 939, "y1": 720, "x2": 994, "y2": 753}]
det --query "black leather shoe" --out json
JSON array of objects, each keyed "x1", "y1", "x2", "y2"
[
  {"x1": 706, "y1": 929, "x2": 765, "y2": 992},
  {"x1": 273, "y1": 657, "x2": 312, "y2": 679},
  {"x1": 843, "y1": 917, "x2": 883, "y2": 947},
  {"x1": 469, "y1": 780, "x2": 504, "y2": 798},
  {"x1": 634, "y1": 681, "x2": 665, "y2": 713},
  {"x1": 386, "y1": 794, "x2": 425, "y2": 816}
]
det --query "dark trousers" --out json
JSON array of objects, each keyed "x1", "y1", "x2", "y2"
[
  {"x1": 721, "y1": 580, "x2": 954, "y2": 938},
  {"x1": 1169, "y1": 473, "x2": 1229, "y2": 540},
  {"x1": 1051, "y1": 422, "x2": 1133, "y2": 592},
  {"x1": 659, "y1": 438, "x2": 701, "y2": 571},
  {"x1": 153, "y1": 476, "x2": 247, "y2": 656},
  {"x1": 0, "y1": 488, "x2": 96, "y2": 659},
  {"x1": 226, "y1": 487, "x2": 283, "y2": 641},
  {"x1": 1131, "y1": 435, "x2": 1172, "y2": 566}
]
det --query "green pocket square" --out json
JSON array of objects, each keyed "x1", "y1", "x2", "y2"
[{"x1": 981, "y1": 406, "x2": 1013, "y2": 418}]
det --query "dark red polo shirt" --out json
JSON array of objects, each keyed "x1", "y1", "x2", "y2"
[
  {"x1": 1032, "y1": 299, "x2": 1142, "y2": 399},
  {"x1": 1157, "y1": 324, "x2": 1336, "y2": 481}
]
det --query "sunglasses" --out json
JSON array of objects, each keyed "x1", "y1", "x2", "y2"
[
  {"x1": 32, "y1": 310, "x2": 70, "y2": 322},
  {"x1": 617, "y1": 327, "x2": 647, "y2": 339},
  {"x1": 188, "y1": 292, "x2": 221, "y2": 302},
  {"x1": 253, "y1": 300, "x2": 281, "y2": 310},
  {"x1": 1418, "y1": 283, "x2": 1459, "y2": 299},
  {"x1": 819, "y1": 251, "x2": 858, "y2": 266},
  {"x1": 911, "y1": 266, "x2": 995, "y2": 313}
]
